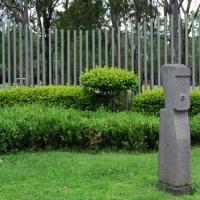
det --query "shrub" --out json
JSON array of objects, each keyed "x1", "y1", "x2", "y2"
[
  {"x1": 133, "y1": 89, "x2": 164, "y2": 116},
  {"x1": 0, "y1": 86, "x2": 92, "y2": 109},
  {"x1": 80, "y1": 66, "x2": 138, "y2": 92},
  {"x1": 0, "y1": 105, "x2": 159, "y2": 153},
  {"x1": 190, "y1": 90, "x2": 200, "y2": 116},
  {"x1": 133, "y1": 89, "x2": 200, "y2": 116},
  {"x1": 1, "y1": 104, "x2": 200, "y2": 153},
  {"x1": 80, "y1": 66, "x2": 138, "y2": 110}
]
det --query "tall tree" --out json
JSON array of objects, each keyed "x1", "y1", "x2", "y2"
[
  {"x1": 57, "y1": 0, "x2": 105, "y2": 29},
  {"x1": 1, "y1": 0, "x2": 32, "y2": 28},
  {"x1": 158, "y1": 0, "x2": 200, "y2": 63},
  {"x1": 35, "y1": 0, "x2": 60, "y2": 84},
  {"x1": 0, "y1": 0, "x2": 33, "y2": 85}
]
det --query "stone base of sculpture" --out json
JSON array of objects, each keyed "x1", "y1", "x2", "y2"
[
  {"x1": 157, "y1": 181, "x2": 191, "y2": 195},
  {"x1": 158, "y1": 109, "x2": 191, "y2": 195}
]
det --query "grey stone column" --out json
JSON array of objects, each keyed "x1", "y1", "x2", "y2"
[{"x1": 158, "y1": 64, "x2": 191, "y2": 195}]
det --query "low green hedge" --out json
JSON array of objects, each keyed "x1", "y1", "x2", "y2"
[
  {"x1": 1, "y1": 105, "x2": 200, "y2": 153},
  {"x1": 0, "y1": 86, "x2": 93, "y2": 109},
  {"x1": 133, "y1": 89, "x2": 200, "y2": 116},
  {"x1": 0, "y1": 105, "x2": 159, "y2": 153}
]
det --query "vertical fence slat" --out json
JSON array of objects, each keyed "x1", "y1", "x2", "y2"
[
  {"x1": 49, "y1": 28, "x2": 52, "y2": 85},
  {"x1": 171, "y1": 15, "x2": 174, "y2": 64},
  {"x1": 185, "y1": 14, "x2": 188, "y2": 66},
  {"x1": 105, "y1": 29, "x2": 108, "y2": 66},
  {"x1": 138, "y1": 22, "x2": 141, "y2": 93},
  {"x1": 112, "y1": 27, "x2": 114, "y2": 66},
  {"x1": 25, "y1": 24, "x2": 28, "y2": 86},
  {"x1": 86, "y1": 30, "x2": 89, "y2": 69},
  {"x1": 98, "y1": 29, "x2": 101, "y2": 66},
  {"x1": 178, "y1": 14, "x2": 181, "y2": 63},
  {"x1": 118, "y1": 27, "x2": 121, "y2": 68},
  {"x1": 125, "y1": 26, "x2": 128, "y2": 69},
  {"x1": 55, "y1": 27, "x2": 58, "y2": 85},
  {"x1": 13, "y1": 22, "x2": 17, "y2": 85},
  {"x1": 131, "y1": 26, "x2": 134, "y2": 72},
  {"x1": 7, "y1": 25, "x2": 11, "y2": 85},
  {"x1": 19, "y1": 23, "x2": 23, "y2": 86},
  {"x1": 37, "y1": 27, "x2": 40, "y2": 85},
  {"x1": 30, "y1": 26, "x2": 34, "y2": 86},
  {"x1": 164, "y1": 16, "x2": 167, "y2": 64},
  {"x1": 144, "y1": 20, "x2": 147, "y2": 89},
  {"x1": 192, "y1": 14, "x2": 195, "y2": 89},
  {"x1": 199, "y1": 21, "x2": 200, "y2": 87},
  {"x1": 42, "y1": 27, "x2": 46, "y2": 85},
  {"x1": 2, "y1": 24, "x2": 5, "y2": 86},
  {"x1": 79, "y1": 30, "x2": 83, "y2": 74},
  {"x1": 92, "y1": 30, "x2": 95, "y2": 67},
  {"x1": 157, "y1": 16, "x2": 161, "y2": 87},
  {"x1": 61, "y1": 29, "x2": 64, "y2": 85},
  {"x1": 67, "y1": 30, "x2": 70, "y2": 84},
  {"x1": 74, "y1": 30, "x2": 77, "y2": 85},
  {"x1": 150, "y1": 18, "x2": 154, "y2": 89}
]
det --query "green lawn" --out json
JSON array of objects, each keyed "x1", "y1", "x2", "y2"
[{"x1": 1, "y1": 148, "x2": 200, "y2": 200}]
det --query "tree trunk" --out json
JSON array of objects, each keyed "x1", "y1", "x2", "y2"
[{"x1": 170, "y1": 0, "x2": 180, "y2": 63}]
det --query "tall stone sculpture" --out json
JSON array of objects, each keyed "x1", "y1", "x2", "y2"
[{"x1": 158, "y1": 64, "x2": 191, "y2": 195}]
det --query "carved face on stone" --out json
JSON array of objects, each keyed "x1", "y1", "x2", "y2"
[{"x1": 161, "y1": 64, "x2": 191, "y2": 111}]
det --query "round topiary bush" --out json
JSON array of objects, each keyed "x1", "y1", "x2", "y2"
[
  {"x1": 80, "y1": 66, "x2": 138, "y2": 92},
  {"x1": 80, "y1": 66, "x2": 138, "y2": 111},
  {"x1": 133, "y1": 89, "x2": 200, "y2": 116}
]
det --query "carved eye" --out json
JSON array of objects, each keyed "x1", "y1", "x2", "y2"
[{"x1": 180, "y1": 95, "x2": 185, "y2": 101}]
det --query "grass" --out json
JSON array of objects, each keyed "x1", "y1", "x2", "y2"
[{"x1": 0, "y1": 148, "x2": 200, "y2": 200}]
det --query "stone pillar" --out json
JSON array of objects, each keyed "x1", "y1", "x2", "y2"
[{"x1": 158, "y1": 64, "x2": 191, "y2": 195}]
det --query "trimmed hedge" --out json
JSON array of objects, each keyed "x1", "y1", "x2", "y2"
[
  {"x1": 133, "y1": 89, "x2": 200, "y2": 116},
  {"x1": 80, "y1": 66, "x2": 138, "y2": 111},
  {"x1": 0, "y1": 105, "x2": 159, "y2": 153},
  {"x1": 1, "y1": 105, "x2": 200, "y2": 153},
  {"x1": 133, "y1": 89, "x2": 164, "y2": 116},
  {"x1": 80, "y1": 66, "x2": 138, "y2": 92},
  {"x1": 0, "y1": 86, "x2": 93, "y2": 109}
]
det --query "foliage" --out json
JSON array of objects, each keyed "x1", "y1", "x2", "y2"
[
  {"x1": 0, "y1": 86, "x2": 92, "y2": 109},
  {"x1": 0, "y1": 105, "x2": 159, "y2": 153},
  {"x1": 57, "y1": 0, "x2": 105, "y2": 29},
  {"x1": 80, "y1": 66, "x2": 138, "y2": 111},
  {"x1": 133, "y1": 89, "x2": 200, "y2": 116},
  {"x1": 190, "y1": 90, "x2": 200, "y2": 116},
  {"x1": 1, "y1": 104, "x2": 200, "y2": 154},
  {"x1": 80, "y1": 66, "x2": 138, "y2": 92},
  {"x1": 133, "y1": 89, "x2": 164, "y2": 116}
]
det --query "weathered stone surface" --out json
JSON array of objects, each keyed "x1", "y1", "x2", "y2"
[{"x1": 158, "y1": 64, "x2": 191, "y2": 195}]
